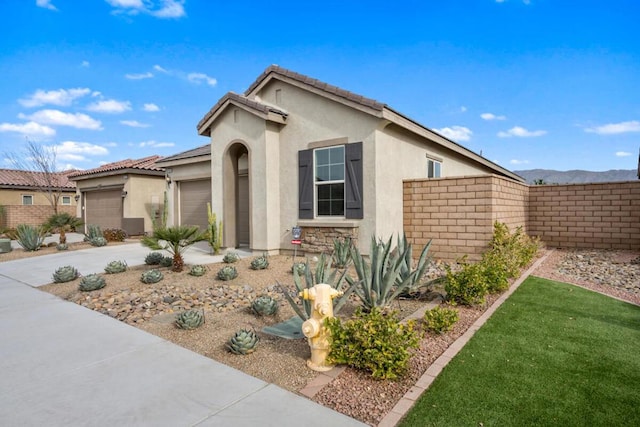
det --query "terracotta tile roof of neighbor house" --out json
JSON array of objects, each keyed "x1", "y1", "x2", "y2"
[
  {"x1": 68, "y1": 155, "x2": 165, "y2": 179},
  {"x1": 0, "y1": 168, "x2": 76, "y2": 190},
  {"x1": 156, "y1": 144, "x2": 210, "y2": 164}
]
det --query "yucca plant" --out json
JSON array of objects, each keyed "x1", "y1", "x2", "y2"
[
  {"x1": 52, "y1": 265, "x2": 79, "y2": 283},
  {"x1": 43, "y1": 212, "x2": 83, "y2": 245},
  {"x1": 217, "y1": 265, "x2": 238, "y2": 281},
  {"x1": 175, "y1": 309, "x2": 205, "y2": 330},
  {"x1": 250, "y1": 253, "x2": 269, "y2": 270},
  {"x1": 223, "y1": 251, "x2": 240, "y2": 263},
  {"x1": 332, "y1": 237, "x2": 353, "y2": 268},
  {"x1": 89, "y1": 236, "x2": 108, "y2": 247},
  {"x1": 226, "y1": 328, "x2": 259, "y2": 355},
  {"x1": 78, "y1": 274, "x2": 106, "y2": 292},
  {"x1": 14, "y1": 223, "x2": 46, "y2": 252},
  {"x1": 140, "y1": 269, "x2": 163, "y2": 284},
  {"x1": 251, "y1": 295, "x2": 279, "y2": 316},
  {"x1": 144, "y1": 252, "x2": 164, "y2": 265},
  {"x1": 188, "y1": 265, "x2": 207, "y2": 277},
  {"x1": 104, "y1": 260, "x2": 128, "y2": 274},
  {"x1": 141, "y1": 225, "x2": 208, "y2": 272}
]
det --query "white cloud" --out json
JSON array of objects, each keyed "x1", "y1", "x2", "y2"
[
  {"x1": 19, "y1": 110, "x2": 102, "y2": 130},
  {"x1": 187, "y1": 72, "x2": 217, "y2": 87},
  {"x1": 143, "y1": 103, "x2": 160, "y2": 112},
  {"x1": 153, "y1": 64, "x2": 168, "y2": 73},
  {"x1": 152, "y1": 0, "x2": 186, "y2": 18},
  {"x1": 121, "y1": 120, "x2": 150, "y2": 128},
  {"x1": 0, "y1": 121, "x2": 56, "y2": 137},
  {"x1": 615, "y1": 151, "x2": 632, "y2": 157},
  {"x1": 585, "y1": 120, "x2": 640, "y2": 135},
  {"x1": 19, "y1": 88, "x2": 91, "y2": 107},
  {"x1": 81, "y1": 60, "x2": 90, "y2": 68},
  {"x1": 497, "y1": 126, "x2": 547, "y2": 138},
  {"x1": 87, "y1": 99, "x2": 132, "y2": 114},
  {"x1": 125, "y1": 72, "x2": 154, "y2": 80},
  {"x1": 105, "y1": 0, "x2": 186, "y2": 19},
  {"x1": 36, "y1": 0, "x2": 57, "y2": 11},
  {"x1": 460, "y1": 106, "x2": 467, "y2": 113},
  {"x1": 435, "y1": 125, "x2": 473, "y2": 142},
  {"x1": 54, "y1": 141, "x2": 109, "y2": 162},
  {"x1": 510, "y1": 159, "x2": 530, "y2": 165},
  {"x1": 139, "y1": 140, "x2": 175, "y2": 148},
  {"x1": 480, "y1": 112, "x2": 506, "y2": 121}
]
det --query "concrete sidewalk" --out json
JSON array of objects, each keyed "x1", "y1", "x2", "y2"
[{"x1": 0, "y1": 242, "x2": 365, "y2": 426}]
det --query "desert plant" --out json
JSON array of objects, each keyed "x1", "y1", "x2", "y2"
[
  {"x1": 251, "y1": 295, "x2": 279, "y2": 316},
  {"x1": 103, "y1": 228, "x2": 127, "y2": 242},
  {"x1": 206, "y1": 203, "x2": 223, "y2": 255},
  {"x1": 88, "y1": 236, "x2": 107, "y2": 247},
  {"x1": 52, "y1": 265, "x2": 79, "y2": 283},
  {"x1": 226, "y1": 328, "x2": 259, "y2": 355},
  {"x1": 43, "y1": 212, "x2": 83, "y2": 245},
  {"x1": 325, "y1": 308, "x2": 420, "y2": 380},
  {"x1": 332, "y1": 237, "x2": 353, "y2": 268},
  {"x1": 223, "y1": 251, "x2": 240, "y2": 263},
  {"x1": 423, "y1": 306, "x2": 459, "y2": 334},
  {"x1": 291, "y1": 262, "x2": 306, "y2": 276},
  {"x1": 56, "y1": 243, "x2": 68, "y2": 251},
  {"x1": 250, "y1": 253, "x2": 269, "y2": 270},
  {"x1": 14, "y1": 224, "x2": 46, "y2": 251},
  {"x1": 159, "y1": 256, "x2": 173, "y2": 267},
  {"x1": 395, "y1": 234, "x2": 433, "y2": 294},
  {"x1": 145, "y1": 252, "x2": 164, "y2": 265},
  {"x1": 104, "y1": 260, "x2": 128, "y2": 274},
  {"x1": 444, "y1": 259, "x2": 489, "y2": 306},
  {"x1": 141, "y1": 225, "x2": 208, "y2": 272},
  {"x1": 188, "y1": 264, "x2": 207, "y2": 277},
  {"x1": 140, "y1": 269, "x2": 163, "y2": 284},
  {"x1": 175, "y1": 309, "x2": 205, "y2": 330},
  {"x1": 217, "y1": 265, "x2": 238, "y2": 281},
  {"x1": 78, "y1": 274, "x2": 106, "y2": 292},
  {"x1": 84, "y1": 224, "x2": 102, "y2": 242}
]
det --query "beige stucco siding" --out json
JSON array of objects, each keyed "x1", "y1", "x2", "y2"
[{"x1": 0, "y1": 189, "x2": 76, "y2": 206}]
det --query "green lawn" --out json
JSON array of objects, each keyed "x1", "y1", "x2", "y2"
[{"x1": 400, "y1": 276, "x2": 640, "y2": 427}]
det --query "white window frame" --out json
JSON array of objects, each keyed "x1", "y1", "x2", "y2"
[
  {"x1": 314, "y1": 145, "x2": 346, "y2": 218},
  {"x1": 61, "y1": 196, "x2": 72, "y2": 205},
  {"x1": 22, "y1": 195, "x2": 33, "y2": 205},
  {"x1": 427, "y1": 158, "x2": 442, "y2": 178}
]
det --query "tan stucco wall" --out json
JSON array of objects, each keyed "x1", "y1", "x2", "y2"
[{"x1": 0, "y1": 188, "x2": 76, "y2": 206}]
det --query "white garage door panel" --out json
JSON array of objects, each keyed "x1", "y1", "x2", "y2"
[
  {"x1": 85, "y1": 189, "x2": 123, "y2": 230},
  {"x1": 179, "y1": 180, "x2": 211, "y2": 230}
]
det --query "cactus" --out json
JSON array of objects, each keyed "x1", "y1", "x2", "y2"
[
  {"x1": 188, "y1": 265, "x2": 207, "y2": 277},
  {"x1": 145, "y1": 252, "x2": 164, "y2": 265},
  {"x1": 291, "y1": 262, "x2": 306, "y2": 276},
  {"x1": 104, "y1": 260, "x2": 128, "y2": 274},
  {"x1": 223, "y1": 251, "x2": 240, "y2": 263},
  {"x1": 140, "y1": 269, "x2": 163, "y2": 284},
  {"x1": 251, "y1": 295, "x2": 279, "y2": 316},
  {"x1": 159, "y1": 256, "x2": 173, "y2": 268},
  {"x1": 217, "y1": 265, "x2": 238, "y2": 281},
  {"x1": 53, "y1": 265, "x2": 79, "y2": 283},
  {"x1": 89, "y1": 236, "x2": 108, "y2": 247},
  {"x1": 56, "y1": 243, "x2": 69, "y2": 251},
  {"x1": 250, "y1": 253, "x2": 269, "y2": 270},
  {"x1": 175, "y1": 309, "x2": 205, "y2": 330},
  {"x1": 78, "y1": 274, "x2": 106, "y2": 292},
  {"x1": 226, "y1": 328, "x2": 259, "y2": 355}
]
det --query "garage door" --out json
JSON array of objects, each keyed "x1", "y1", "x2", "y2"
[
  {"x1": 85, "y1": 189, "x2": 123, "y2": 230},
  {"x1": 179, "y1": 179, "x2": 211, "y2": 231}
]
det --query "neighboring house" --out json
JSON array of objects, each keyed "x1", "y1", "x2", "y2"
[
  {"x1": 68, "y1": 156, "x2": 166, "y2": 235},
  {"x1": 155, "y1": 144, "x2": 211, "y2": 231},
  {"x1": 0, "y1": 168, "x2": 77, "y2": 228},
  {"x1": 194, "y1": 65, "x2": 523, "y2": 254}
]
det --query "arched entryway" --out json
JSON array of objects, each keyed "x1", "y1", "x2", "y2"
[{"x1": 223, "y1": 143, "x2": 250, "y2": 248}]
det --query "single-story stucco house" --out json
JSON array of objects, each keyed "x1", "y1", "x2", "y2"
[
  {"x1": 69, "y1": 156, "x2": 166, "y2": 235},
  {"x1": 168, "y1": 65, "x2": 523, "y2": 254}
]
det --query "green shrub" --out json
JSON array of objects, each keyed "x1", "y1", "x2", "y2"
[
  {"x1": 103, "y1": 228, "x2": 127, "y2": 242},
  {"x1": 444, "y1": 259, "x2": 488, "y2": 306},
  {"x1": 480, "y1": 250, "x2": 511, "y2": 293},
  {"x1": 325, "y1": 308, "x2": 420, "y2": 380},
  {"x1": 423, "y1": 306, "x2": 459, "y2": 334},
  {"x1": 14, "y1": 224, "x2": 46, "y2": 251}
]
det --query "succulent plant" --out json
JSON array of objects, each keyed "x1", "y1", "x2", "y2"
[
  {"x1": 160, "y1": 256, "x2": 174, "y2": 268},
  {"x1": 250, "y1": 253, "x2": 269, "y2": 270},
  {"x1": 226, "y1": 328, "x2": 259, "y2": 355},
  {"x1": 56, "y1": 243, "x2": 69, "y2": 251},
  {"x1": 291, "y1": 262, "x2": 306, "y2": 276},
  {"x1": 78, "y1": 274, "x2": 106, "y2": 292},
  {"x1": 52, "y1": 265, "x2": 79, "y2": 283},
  {"x1": 217, "y1": 265, "x2": 238, "y2": 281},
  {"x1": 251, "y1": 295, "x2": 279, "y2": 316},
  {"x1": 104, "y1": 260, "x2": 128, "y2": 274},
  {"x1": 140, "y1": 269, "x2": 163, "y2": 284},
  {"x1": 223, "y1": 251, "x2": 240, "y2": 263},
  {"x1": 89, "y1": 236, "x2": 108, "y2": 247},
  {"x1": 175, "y1": 309, "x2": 205, "y2": 330},
  {"x1": 188, "y1": 264, "x2": 207, "y2": 277},
  {"x1": 144, "y1": 252, "x2": 164, "y2": 265}
]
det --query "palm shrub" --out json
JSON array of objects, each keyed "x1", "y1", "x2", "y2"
[
  {"x1": 44, "y1": 212, "x2": 83, "y2": 245},
  {"x1": 325, "y1": 308, "x2": 420, "y2": 380},
  {"x1": 159, "y1": 256, "x2": 173, "y2": 268},
  {"x1": 14, "y1": 224, "x2": 46, "y2": 251},
  {"x1": 332, "y1": 237, "x2": 353, "y2": 268},
  {"x1": 141, "y1": 225, "x2": 208, "y2": 272}
]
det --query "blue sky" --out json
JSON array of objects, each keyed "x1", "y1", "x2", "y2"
[{"x1": 1, "y1": 0, "x2": 638, "y2": 172}]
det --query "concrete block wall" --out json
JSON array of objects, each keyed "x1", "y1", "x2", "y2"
[{"x1": 0, "y1": 205, "x2": 77, "y2": 229}]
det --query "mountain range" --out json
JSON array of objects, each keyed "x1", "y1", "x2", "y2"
[{"x1": 513, "y1": 169, "x2": 638, "y2": 184}]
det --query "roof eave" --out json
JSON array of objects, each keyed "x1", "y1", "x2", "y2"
[
  {"x1": 69, "y1": 168, "x2": 165, "y2": 181},
  {"x1": 197, "y1": 98, "x2": 287, "y2": 137},
  {"x1": 155, "y1": 154, "x2": 211, "y2": 168}
]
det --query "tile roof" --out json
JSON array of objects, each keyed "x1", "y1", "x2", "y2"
[
  {"x1": 0, "y1": 168, "x2": 76, "y2": 190},
  {"x1": 156, "y1": 144, "x2": 211, "y2": 164},
  {"x1": 197, "y1": 92, "x2": 288, "y2": 132},
  {"x1": 68, "y1": 155, "x2": 164, "y2": 179}
]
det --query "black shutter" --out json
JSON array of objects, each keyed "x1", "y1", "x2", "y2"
[
  {"x1": 345, "y1": 142, "x2": 363, "y2": 219},
  {"x1": 298, "y1": 149, "x2": 314, "y2": 219}
]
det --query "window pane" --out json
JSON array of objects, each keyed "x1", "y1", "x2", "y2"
[
  {"x1": 315, "y1": 149, "x2": 329, "y2": 166},
  {"x1": 317, "y1": 183, "x2": 344, "y2": 217},
  {"x1": 317, "y1": 201, "x2": 331, "y2": 216},
  {"x1": 316, "y1": 165, "x2": 330, "y2": 182},
  {"x1": 427, "y1": 160, "x2": 434, "y2": 178},
  {"x1": 329, "y1": 146, "x2": 344, "y2": 164},
  {"x1": 434, "y1": 162, "x2": 441, "y2": 178},
  {"x1": 317, "y1": 185, "x2": 331, "y2": 199},
  {"x1": 22, "y1": 196, "x2": 33, "y2": 205},
  {"x1": 330, "y1": 164, "x2": 344, "y2": 181}
]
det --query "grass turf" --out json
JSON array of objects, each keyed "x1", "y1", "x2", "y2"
[{"x1": 400, "y1": 276, "x2": 640, "y2": 427}]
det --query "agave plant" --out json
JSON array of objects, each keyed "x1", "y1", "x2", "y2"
[
  {"x1": 332, "y1": 237, "x2": 353, "y2": 268},
  {"x1": 104, "y1": 260, "x2": 128, "y2": 274},
  {"x1": 223, "y1": 251, "x2": 240, "y2": 263},
  {"x1": 140, "y1": 269, "x2": 163, "y2": 284},
  {"x1": 89, "y1": 236, "x2": 108, "y2": 247},
  {"x1": 159, "y1": 256, "x2": 173, "y2": 268},
  {"x1": 175, "y1": 309, "x2": 205, "y2": 330},
  {"x1": 83, "y1": 224, "x2": 102, "y2": 242},
  {"x1": 53, "y1": 265, "x2": 79, "y2": 283},
  {"x1": 217, "y1": 265, "x2": 238, "y2": 281},
  {"x1": 78, "y1": 274, "x2": 106, "y2": 292},
  {"x1": 141, "y1": 225, "x2": 208, "y2": 272},
  {"x1": 291, "y1": 262, "x2": 306, "y2": 276},
  {"x1": 14, "y1": 224, "x2": 46, "y2": 252},
  {"x1": 226, "y1": 328, "x2": 259, "y2": 355},
  {"x1": 250, "y1": 253, "x2": 269, "y2": 270},
  {"x1": 44, "y1": 212, "x2": 83, "y2": 245},
  {"x1": 251, "y1": 295, "x2": 279, "y2": 316},
  {"x1": 188, "y1": 265, "x2": 207, "y2": 277},
  {"x1": 395, "y1": 233, "x2": 433, "y2": 297},
  {"x1": 56, "y1": 243, "x2": 68, "y2": 251},
  {"x1": 144, "y1": 252, "x2": 164, "y2": 265}
]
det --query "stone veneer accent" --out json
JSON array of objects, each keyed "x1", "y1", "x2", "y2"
[{"x1": 299, "y1": 226, "x2": 359, "y2": 254}]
